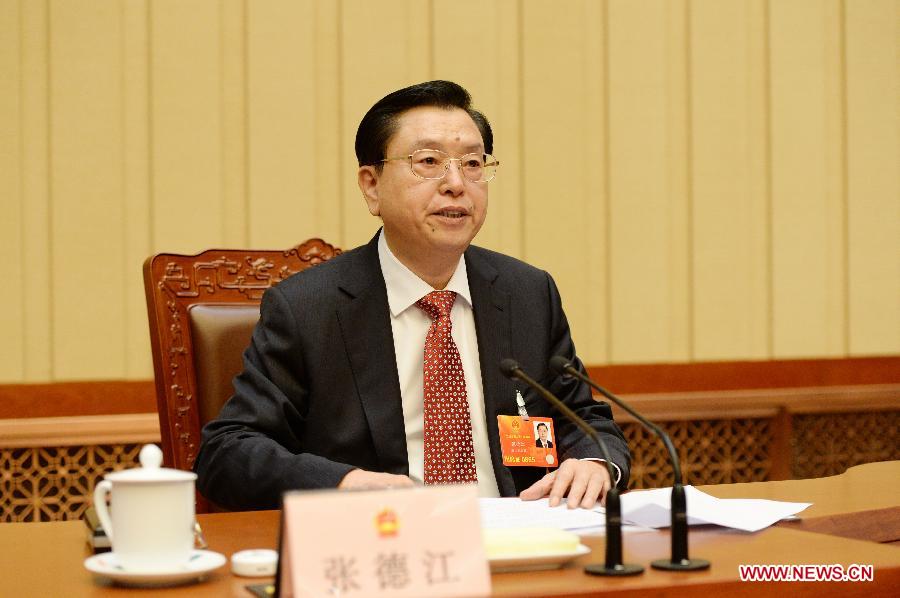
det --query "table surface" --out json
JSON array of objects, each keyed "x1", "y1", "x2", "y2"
[{"x1": 2, "y1": 461, "x2": 898, "y2": 597}]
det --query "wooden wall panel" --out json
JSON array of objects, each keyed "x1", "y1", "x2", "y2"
[
  {"x1": 769, "y1": 0, "x2": 847, "y2": 358},
  {"x1": 845, "y1": 0, "x2": 900, "y2": 355},
  {"x1": 339, "y1": 0, "x2": 432, "y2": 249},
  {"x1": 0, "y1": 0, "x2": 24, "y2": 380},
  {"x1": 49, "y1": 0, "x2": 126, "y2": 379},
  {"x1": 246, "y1": 0, "x2": 317, "y2": 247},
  {"x1": 521, "y1": 0, "x2": 609, "y2": 363},
  {"x1": 221, "y1": 0, "x2": 247, "y2": 247},
  {"x1": 122, "y1": 0, "x2": 152, "y2": 378},
  {"x1": 19, "y1": 0, "x2": 52, "y2": 381},
  {"x1": 245, "y1": 0, "x2": 342, "y2": 247},
  {"x1": 311, "y1": 0, "x2": 343, "y2": 245},
  {"x1": 432, "y1": 0, "x2": 523, "y2": 260},
  {"x1": 4, "y1": 392, "x2": 897, "y2": 522},
  {"x1": 2, "y1": 0, "x2": 898, "y2": 384},
  {"x1": 150, "y1": 0, "x2": 224, "y2": 253},
  {"x1": 690, "y1": 0, "x2": 770, "y2": 360},
  {"x1": 606, "y1": 0, "x2": 691, "y2": 363},
  {"x1": 6, "y1": 358, "x2": 898, "y2": 420}
]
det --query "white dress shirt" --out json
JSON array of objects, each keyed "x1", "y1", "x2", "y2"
[{"x1": 377, "y1": 231, "x2": 501, "y2": 497}]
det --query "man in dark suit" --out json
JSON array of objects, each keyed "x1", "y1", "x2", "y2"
[
  {"x1": 535, "y1": 423, "x2": 554, "y2": 449},
  {"x1": 194, "y1": 81, "x2": 630, "y2": 511}
]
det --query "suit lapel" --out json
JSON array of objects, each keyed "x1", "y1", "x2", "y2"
[
  {"x1": 466, "y1": 248, "x2": 517, "y2": 496},
  {"x1": 336, "y1": 234, "x2": 409, "y2": 475},
  {"x1": 333, "y1": 239, "x2": 519, "y2": 491}
]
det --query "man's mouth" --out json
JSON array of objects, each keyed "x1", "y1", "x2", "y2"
[{"x1": 435, "y1": 209, "x2": 467, "y2": 219}]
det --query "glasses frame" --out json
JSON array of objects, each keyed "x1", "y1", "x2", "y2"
[{"x1": 381, "y1": 148, "x2": 500, "y2": 183}]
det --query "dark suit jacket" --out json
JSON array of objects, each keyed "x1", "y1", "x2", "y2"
[
  {"x1": 535, "y1": 440, "x2": 554, "y2": 449},
  {"x1": 194, "y1": 232, "x2": 630, "y2": 510}
]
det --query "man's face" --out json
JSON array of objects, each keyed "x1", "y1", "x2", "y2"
[
  {"x1": 538, "y1": 426, "x2": 548, "y2": 441},
  {"x1": 359, "y1": 106, "x2": 488, "y2": 268}
]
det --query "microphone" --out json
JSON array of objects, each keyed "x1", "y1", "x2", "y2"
[
  {"x1": 549, "y1": 356, "x2": 710, "y2": 571},
  {"x1": 499, "y1": 358, "x2": 643, "y2": 577}
]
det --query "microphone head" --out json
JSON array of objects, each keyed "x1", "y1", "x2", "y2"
[
  {"x1": 549, "y1": 355, "x2": 574, "y2": 376},
  {"x1": 499, "y1": 358, "x2": 522, "y2": 380}
]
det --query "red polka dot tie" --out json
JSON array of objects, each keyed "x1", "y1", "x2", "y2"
[{"x1": 416, "y1": 291, "x2": 477, "y2": 485}]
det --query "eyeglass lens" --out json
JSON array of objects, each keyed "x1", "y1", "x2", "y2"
[{"x1": 409, "y1": 149, "x2": 498, "y2": 182}]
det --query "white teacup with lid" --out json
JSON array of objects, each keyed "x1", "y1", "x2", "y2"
[{"x1": 92, "y1": 444, "x2": 197, "y2": 572}]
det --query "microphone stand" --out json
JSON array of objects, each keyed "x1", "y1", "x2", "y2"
[
  {"x1": 550, "y1": 356, "x2": 710, "y2": 571},
  {"x1": 500, "y1": 359, "x2": 643, "y2": 577}
]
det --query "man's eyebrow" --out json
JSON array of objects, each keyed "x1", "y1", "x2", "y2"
[{"x1": 410, "y1": 139, "x2": 484, "y2": 153}]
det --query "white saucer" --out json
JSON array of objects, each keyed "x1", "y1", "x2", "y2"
[
  {"x1": 84, "y1": 550, "x2": 227, "y2": 587},
  {"x1": 489, "y1": 544, "x2": 591, "y2": 573}
]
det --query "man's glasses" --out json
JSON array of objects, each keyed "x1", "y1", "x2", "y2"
[{"x1": 381, "y1": 149, "x2": 500, "y2": 183}]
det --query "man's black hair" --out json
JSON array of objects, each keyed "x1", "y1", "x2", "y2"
[
  {"x1": 355, "y1": 80, "x2": 493, "y2": 168},
  {"x1": 536, "y1": 423, "x2": 548, "y2": 431}
]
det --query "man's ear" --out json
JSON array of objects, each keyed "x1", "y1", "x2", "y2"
[{"x1": 358, "y1": 166, "x2": 380, "y2": 216}]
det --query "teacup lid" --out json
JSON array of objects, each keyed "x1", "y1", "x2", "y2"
[{"x1": 104, "y1": 444, "x2": 197, "y2": 483}]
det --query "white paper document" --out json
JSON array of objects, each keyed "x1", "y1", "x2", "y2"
[
  {"x1": 478, "y1": 497, "x2": 651, "y2": 534},
  {"x1": 619, "y1": 486, "x2": 812, "y2": 533},
  {"x1": 480, "y1": 497, "x2": 604, "y2": 530}
]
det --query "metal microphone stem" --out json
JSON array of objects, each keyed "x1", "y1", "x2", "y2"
[
  {"x1": 500, "y1": 359, "x2": 643, "y2": 577},
  {"x1": 551, "y1": 357, "x2": 710, "y2": 571}
]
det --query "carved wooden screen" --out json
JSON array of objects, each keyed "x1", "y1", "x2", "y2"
[
  {"x1": 0, "y1": 444, "x2": 143, "y2": 522},
  {"x1": 143, "y1": 239, "x2": 341, "y2": 486},
  {"x1": 791, "y1": 411, "x2": 900, "y2": 479},
  {"x1": 622, "y1": 419, "x2": 775, "y2": 489}
]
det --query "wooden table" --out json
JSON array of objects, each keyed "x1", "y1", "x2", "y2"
[
  {"x1": 703, "y1": 459, "x2": 900, "y2": 545},
  {"x1": 2, "y1": 461, "x2": 898, "y2": 597}
]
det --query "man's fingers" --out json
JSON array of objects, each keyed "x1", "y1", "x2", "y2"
[
  {"x1": 548, "y1": 462, "x2": 576, "y2": 507},
  {"x1": 519, "y1": 470, "x2": 557, "y2": 501},
  {"x1": 521, "y1": 461, "x2": 615, "y2": 509},
  {"x1": 599, "y1": 478, "x2": 611, "y2": 507},
  {"x1": 391, "y1": 475, "x2": 416, "y2": 488},
  {"x1": 579, "y1": 472, "x2": 608, "y2": 509},
  {"x1": 518, "y1": 484, "x2": 543, "y2": 501},
  {"x1": 338, "y1": 470, "x2": 414, "y2": 490},
  {"x1": 565, "y1": 466, "x2": 591, "y2": 509}
]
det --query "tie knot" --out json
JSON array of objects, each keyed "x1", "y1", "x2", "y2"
[{"x1": 416, "y1": 290, "x2": 457, "y2": 320}]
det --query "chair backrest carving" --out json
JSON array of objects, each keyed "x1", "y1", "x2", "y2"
[{"x1": 143, "y1": 238, "x2": 341, "y2": 510}]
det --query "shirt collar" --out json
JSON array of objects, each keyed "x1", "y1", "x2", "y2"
[{"x1": 377, "y1": 229, "x2": 472, "y2": 317}]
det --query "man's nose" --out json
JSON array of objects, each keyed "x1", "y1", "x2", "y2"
[{"x1": 440, "y1": 159, "x2": 466, "y2": 194}]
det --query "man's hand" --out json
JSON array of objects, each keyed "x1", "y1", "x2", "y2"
[
  {"x1": 519, "y1": 459, "x2": 612, "y2": 509},
  {"x1": 338, "y1": 469, "x2": 415, "y2": 490}
]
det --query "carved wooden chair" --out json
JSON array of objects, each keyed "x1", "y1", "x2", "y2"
[{"x1": 143, "y1": 239, "x2": 341, "y2": 511}]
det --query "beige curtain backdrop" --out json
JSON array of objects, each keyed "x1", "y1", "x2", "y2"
[{"x1": 1, "y1": 0, "x2": 897, "y2": 383}]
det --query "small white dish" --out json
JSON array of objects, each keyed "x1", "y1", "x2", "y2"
[
  {"x1": 84, "y1": 549, "x2": 226, "y2": 587},
  {"x1": 489, "y1": 544, "x2": 591, "y2": 573},
  {"x1": 231, "y1": 548, "x2": 278, "y2": 577}
]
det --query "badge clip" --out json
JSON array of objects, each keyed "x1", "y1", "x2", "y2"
[{"x1": 515, "y1": 389, "x2": 529, "y2": 421}]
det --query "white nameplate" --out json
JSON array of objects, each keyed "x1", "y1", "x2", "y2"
[{"x1": 277, "y1": 484, "x2": 490, "y2": 597}]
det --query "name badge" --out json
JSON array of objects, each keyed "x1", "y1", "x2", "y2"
[
  {"x1": 497, "y1": 415, "x2": 558, "y2": 467},
  {"x1": 277, "y1": 485, "x2": 490, "y2": 597}
]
